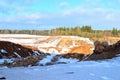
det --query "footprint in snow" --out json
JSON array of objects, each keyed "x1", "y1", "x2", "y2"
[
  {"x1": 89, "y1": 73, "x2": 95, "y2": 76},
  {"x1": 65, "y1": 72, "x2": 74, "y2": 74},
  {"x1": 101, "y1": 76, "x2": 112, "y2": 80}
]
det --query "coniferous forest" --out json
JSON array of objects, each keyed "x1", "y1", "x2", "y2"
[{"x1": 0, "y1": 26, "x2": 120, "y2": 39}]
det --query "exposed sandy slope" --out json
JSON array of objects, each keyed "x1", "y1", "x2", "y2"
[
  {"x1": 106, "y1": 37, "x2": 120, "y2": 43},
  {"x1": 2, "y1": 34, "x2": 120, "y2": 54},
  {"x1": 0, "y1": 34, "x2": 94, "y2": 54},
  {"x1": 35, "y1": 36, "x2": 94, "y2": 54},
  {"x1": 92, "y1": 37, "x2": 120, "y2": 44}
]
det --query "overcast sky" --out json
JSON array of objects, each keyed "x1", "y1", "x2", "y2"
[{"x1": 0, "y1": 0, "x2": 120, "y2": 30}]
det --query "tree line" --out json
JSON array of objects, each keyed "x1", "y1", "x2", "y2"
[
  {"x1": 0, "y1": 30, "x2": 49, "y2": 35},
  {"x1": 49, "y1": 26, "x2": 120, "y2": 38},
  {"x1": 0, "y1": 26, "x2": 120, "y2": 38}
]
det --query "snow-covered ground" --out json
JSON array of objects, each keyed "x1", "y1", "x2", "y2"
[
  {"x1": 0, "y1": 34, "x2": 47, "y2": 38},
  {"x1": 0, "y1": 56, "x2": 120, "y2": 80},
  {"x1": 0, "y1": 34, "x2": 49, "y2": 45},
  {"x1": 0, "y1": 34, "x2": 94, "y2": 54}
]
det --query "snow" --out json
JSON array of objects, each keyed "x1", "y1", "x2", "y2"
[
  {"x1": 0, "y1": 59, "x2": 13, "y2": 64},
  {"x1": 0, "y1": 49, "x2": 7, "y2": 53},
  {"x1": 0, "y1": 59, "x2": 5, "y2": 64},
  {"x1": 1, "y1": 56, "x2": 120, "y2": 80},
  {"x1": 0, "y1": 34, "x2": 47, "y2": 38},
  {"x1": 48, "y1": 48, "x2": 59, "y2": 54},
  {"x1": 0, "y1": 34, "x2": 94, "y2": 54},
  {"x1": 0, "y1": 34, "x2": 118, "y2": 80},
  {"x1": 18, "y1": 48, "x2": 21, "y2": 50},
  {"x1": 32, "y1": 50, "x2": 40, "y2": 55},
  {"x1": 49, "y1": 39, "x2": 61, "y2": 47},
  {"x1": 14, "y1": 52, "x2": 21, "y2": 58},
  {"x1": 79, "y1": 37, "x2": 93, "y2": 44},
  {"x1": 58, "y1": 58, "x2": 79, "y2": 63},
  {"x1": 38, "y1": 48, "x2": 47, "y2": 53},
  {"x1": 61, "y1": 48, "x2": 69, "y2": 53},
  {"x1": 0, "y1": 34, "x2": 49, "y2": 45},
  {"x1": 38, "y1": 54, "x2": 56, "y2": 65},
  {"x1": 38, "y1": 54, "x2": 79, "y2": 65}
]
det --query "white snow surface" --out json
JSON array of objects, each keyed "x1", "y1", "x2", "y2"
[
  {"x1": 0, "y1": 59, "x2": 5, "y2": 64},
  {"x1": 0, "y1": 34, "x2": 47, "y2": 38},
  {"x1": 0, "y1": 59, "x2": 13, "y2": 64},
  {"x1": 0, "y1": 34, "x2": 49, "y2": 45},
  {"x1": 39, "y1": 54, "x2": 57, "y2": 65},
  {"x1": 0, "y1": 56, "x2": 120, "y2": 80},
  {"x1": 14, "y1": 52, "x2": 21, "y2": 58},
  {"x1": 0, "y1": 34, "x2": 94, "y2": 54},
  {"x1": 58, "y1": 58, "x2": 79, "y2": 63},
  {"x1": 38, "y1": 54, "x2": 79, "y2": 65},
  {"x1": 32, "y1": 50, "x2": 40, "y2": 55},
  {"x1": 0, "y1": 49, "x2": 7, "y2": 53}
]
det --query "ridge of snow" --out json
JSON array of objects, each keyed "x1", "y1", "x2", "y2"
[
  {"x1": 38, "y1": 54, "x2": 79, "y2": 65},
  {"x1": 0, "y1": 49, "x2": 7, "y2": 53},
  {"x1": 14, "y1": 52, "x2": 21, "y2": 58},
  {"x1": 0, "y1": 34, "x2": 48, "y2": 38},
  {"x1": 32, "y1": 50, "x2": 40, "y2": 55},
  {"x1": 38, "y1": 54, "x2": 57, "y2": 65},
  {"x1": 0, "y1": 34, "x2": 94, "y2": 54},
  {"x1": 58, "y1": 58, "x2": 79, "y2": 63},
  {"x1": 0, "y1": 59, "x2": 13, "y2": 64}
]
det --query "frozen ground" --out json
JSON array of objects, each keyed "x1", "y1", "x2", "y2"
[
  {"x1": 0, "y1": 56, "x2": 120, "y2": 80},
  {"x1": 0, "y1": 34, "x2": 93, "y2": 54},
  {"x1": 0, "y1": 34, "x2": 49, "y2": 45}
]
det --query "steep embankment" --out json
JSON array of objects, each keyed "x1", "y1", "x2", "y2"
[
  {"x1": 92, "y1": 37, "x2": 120, "y2": 44},
  {"x1": 87, "y1": 40, "x2": 120, "y2": 60},
  {"x1": 0, "y1": 34, "x2": 94, "y2": 54},
  {"x1": 0, "y1": 34, "x2": 120, "y2": 67},
  {"x1": 0, "y1": 41, "x2": 42, "y2": 58},
  {"x1": 0, "y1": 40, "x2": 120, "y2": 67},
  {"x1": 35, "y1": 36, "x2": 94, "y2": 54}
]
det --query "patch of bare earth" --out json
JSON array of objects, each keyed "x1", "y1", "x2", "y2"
[
  {"x1": 92, "y1": 37, "x2": 120, "y2": 44},
  {"x1": 0, "y1": 34, "x2": 94, "y2": 54},
  {"x1": 0, "y1": 41, "x2": 41, "y2": 58},
  {"x1": 68, "y1": 46, "x2": 93, "y2": 54},
  {"x1": 36, "y1": 36, "x2": 94, "y2": 54},
  {"x1": 23, "y1": 45, "x2": 39, "y2": 51}
]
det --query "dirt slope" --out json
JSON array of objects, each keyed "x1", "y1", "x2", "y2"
[
  {"x1": 36, "y1": 36, "x2": 94, "y2": 54},
  {"x1": 0, "y1": 34, "x2": 94, "y2": 54},
  {"x1": 0, "y1": 41, "x2": 42, "y2": 58}
]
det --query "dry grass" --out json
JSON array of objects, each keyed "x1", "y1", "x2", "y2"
[{"x1": 92, "y1": 37, "x2": 120, "y2": 44}]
